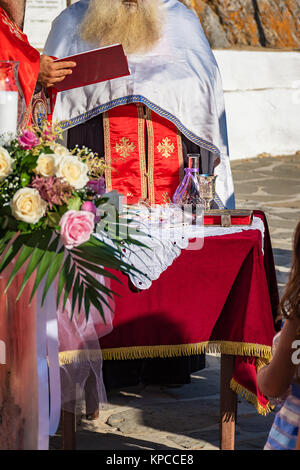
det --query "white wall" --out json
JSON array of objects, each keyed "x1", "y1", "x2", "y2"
[
  {"x1": 24, "y1": 0, "x2": 68, "y2": 50},
  {"x1": 214, "y1": 50, "x2": 300, "y2": 160}
]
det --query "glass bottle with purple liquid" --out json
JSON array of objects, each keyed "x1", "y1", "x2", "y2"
[{"x1": 173, "y1": 154, "x2": 204, "y2": 212}]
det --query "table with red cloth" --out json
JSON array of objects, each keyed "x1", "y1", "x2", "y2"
[{"x1": 100, "y1": 210, "x2": 279, "y2": 416}]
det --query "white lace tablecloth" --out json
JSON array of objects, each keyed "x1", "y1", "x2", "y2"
[{"x1": 94, "y1": 209, "x2": 265, "y2": 290}]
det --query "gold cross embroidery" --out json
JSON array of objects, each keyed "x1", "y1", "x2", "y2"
[
  {"x1": 157, "y1": 138, "x2": 175, "y2": 159},
  {"x1": 114, "y1": 137, "x2": 136, "y2": 159}
]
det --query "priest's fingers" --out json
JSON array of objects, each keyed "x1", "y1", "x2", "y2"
[
  {"x1": 49, "y1": 75, "x2": 71, "y2": 85},
  {"x1": 37, "y1": 55, "x2": 76, "y2": 88},
  {"x1": 53, "y1": 61, "x2": 77, "y2": 71}
]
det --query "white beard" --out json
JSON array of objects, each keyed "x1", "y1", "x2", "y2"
[{"x1": 79, "y1": 0, "x2": 164, "y2": 55}]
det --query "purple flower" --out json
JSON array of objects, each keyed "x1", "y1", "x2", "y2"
[
  {"x1": 87, "y1": 176, "x2": 106, "y2": 196},
  {"x1": 81, "y1": 201, "x2": 101, "y2": 223},
  {"x1": 18, "y1": 130, "x2": 39, "y2": 150}
]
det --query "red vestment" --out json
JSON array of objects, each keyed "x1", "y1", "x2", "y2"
[
  {"x1": 0, "y1": 7, "x2": 40, "y2": 124},
  {"x1": 104, "y1": 104, "x2": 185, "y2": 205}
]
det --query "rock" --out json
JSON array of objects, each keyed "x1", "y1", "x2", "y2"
[
  {"x1": 196, "y1": 1, "x2": 231, "y2": 48},
  {"x1": 179, "y1": 0, "x2": 300, "y2": 49},
  {"x1": 257, "y1": 0, "x2": 300, "y2": 48}
]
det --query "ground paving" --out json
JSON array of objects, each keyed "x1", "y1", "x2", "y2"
[{"x1": 55, "y1": 154, "x2": 300, "y2": 451}]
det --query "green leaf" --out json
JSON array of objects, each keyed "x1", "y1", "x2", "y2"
[
  {"x1": 80, "y1": 269, "x2": 118, "y2": 299},
  {"x1": 71, "y1": 273, "x2": 81, "y2": 320},
  {"x1": 5, "y1": 230, "x2": 44, "y2": 293},
  {"x1": 77, "y1": 282, "x2": 84, "y2": 315},
  {"x1": 84, "y1": 290, "x2": 90, "y2": 322},
  {"x1": 17, "y1": 221, "x2": 30, "y2": 232},
  {"x1": 47, "y1": 212, "x2": 61, "y2": 228},
  {"x1": 56, "y1": 254, "x2": 71, "y2": 309},
  {"x1": 72, "y1": 257, "x2": 121, "y2": 283},
  {"x1": 42, "y1": 245, "x2": 65, "y2": 306},
  {"x1": 0, "y1": 230, "x2": 16, "y2": 257},
  {"x1": 0, "y1": 233, "x2": 29, "y2": 275},
  {"x1": 29, "y1": 235, "x2": 60, "y2": 303},
  {"x1": 15, "y1": 230, "x2": 53, "y2": 301},
  {"x1": 62, "y1": 262, "x2": 76, "y2": 313},
  {"x1": 86, "y1": 287, "x2": 106, "y2": 323},
  {"x1": 67, "y1": 195, "x2": 82, "y2": 211},
  {"x1": 20, "y1": 172, "x2": 31, "y2": 187}
]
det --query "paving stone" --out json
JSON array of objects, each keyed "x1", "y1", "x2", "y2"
[
  {"x1": 166, "y1": 428, "x2": 220, "y2": 450},
  {"x1": 106, "y1": 399, "x2": 219, "y2": 435},
  {"x1": 76, "y1": 430, "x2": 176, "y2": 451},
  {"x1": 160, "y1": 370, "x2": 220, "y2": 400},
  {"x1": 237, "y1": 413, "x2": 276, "y2": 433}
]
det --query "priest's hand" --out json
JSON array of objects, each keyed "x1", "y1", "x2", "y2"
[{"x1": 37, "y1": 54, "x2": 76, "y2": 88}]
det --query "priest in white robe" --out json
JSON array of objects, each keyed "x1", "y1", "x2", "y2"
[
  {"x1": 44, "y1": 0, "x2": 235, "y2": 210},
  {"x1": 44, "y1": 0, "x2": 235, "y2": 389}
]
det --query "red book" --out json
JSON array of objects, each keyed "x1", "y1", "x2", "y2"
[{"x1": 53, "y1": 44, "x2": 130, "y2": 92}]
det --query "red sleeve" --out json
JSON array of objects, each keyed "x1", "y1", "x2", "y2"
[{"x1": 0, "y1": 8, "x2": 40, "y2": 110}]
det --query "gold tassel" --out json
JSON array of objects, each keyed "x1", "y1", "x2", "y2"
[
  {"x1": 59, "y1": 349, "x2": 102, "y2": 366},
  {"x1": 230, "y1": 378, "x2": 274, "y2": 416},
  {"x1": 101, "y1": 341, "x2": 272, "y2": 362}
]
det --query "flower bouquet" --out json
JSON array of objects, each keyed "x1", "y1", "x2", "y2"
[{"x1": 0, "y1": 124, "x2": 144, "y2": 320}]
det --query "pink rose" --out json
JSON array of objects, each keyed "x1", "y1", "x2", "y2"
[
  {"x1": 59, "y1": 210, "x2": 95, "y2": 249},
  {"x1": 81, "y1": 201, "x2": 101, "y2": 223},
  {"x1": 18, "y1": 130, "x2": 39, "y2": 150}
]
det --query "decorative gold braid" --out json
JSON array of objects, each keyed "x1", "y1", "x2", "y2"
[
  {"x1": 145, "y1": 107, "x2": 155, "y2": 205},
  {"x1": 137, "y1": 105, "x2": 148, "y2": 199},
  {"x1": 103, "y1": 111, "x2": 113, "y2": 191},
  {"x1": 1, "y1": 10, "x2": 26, "y2": 42}
]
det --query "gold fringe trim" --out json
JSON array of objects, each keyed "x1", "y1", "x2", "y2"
[
  {"x1": 230, "y1": 378, "x2": 274, "y2": 416},
  {"x1": 59, "y1": 349, "x2": 102, "y2": 366},
  {"x1": 101, "y1": 341, "x2": 272, "y2": 362}
]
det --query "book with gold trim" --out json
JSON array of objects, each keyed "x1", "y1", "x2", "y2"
[{"x1": 204, "y1": 210, "x2": 253, "y2": 227}]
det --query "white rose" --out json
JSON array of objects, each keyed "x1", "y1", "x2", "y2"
[
  {"x1": 56, "y1": 155, "x2": 89, "y2": 189},
  {"x1": 36, "y1": 153, "x2": 60, "y2": 177},
  {"x1": 0, "y1": 146, "x2": 14, "y2": 181},
  {"x1": 51, "y1": 143, "x2": 71, "y2": 157},
  {"x1": 11, "y1": 188, "x2": 47, "y2": 224}
]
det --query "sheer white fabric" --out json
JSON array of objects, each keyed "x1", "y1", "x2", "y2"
[{"x1": 57, "y1": 275, "x2": 114, "y2": 414}]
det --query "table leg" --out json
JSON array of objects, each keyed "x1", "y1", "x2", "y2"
[
  {"x1": 61, "y1": 409, "x2": 76, "y2": 450},
  {"x1": 220, "y1": 354, "x2": 237, "y2": 450}
]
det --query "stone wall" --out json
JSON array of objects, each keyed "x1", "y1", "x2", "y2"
[{"x1": 180, "y1": 0, "x2": 300, "y2": 49}]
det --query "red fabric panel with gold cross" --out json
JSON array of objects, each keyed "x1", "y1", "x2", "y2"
[
  {"x1": 145, "y1": 108, "x2": 184, "y2": 205},
  {"x1": 103, "y1": 104, "x2": 147, "y2": 204},
  {"x1": 103, "y1": 104, "x2": 184, "y2": 205}
]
